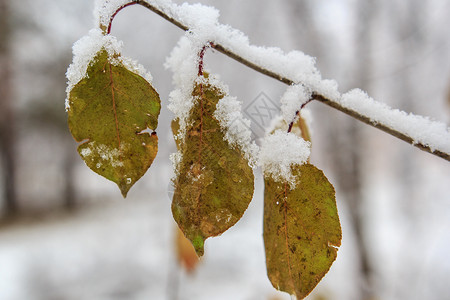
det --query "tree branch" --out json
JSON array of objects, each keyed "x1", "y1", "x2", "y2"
[{"x1": 126, "y1": 0, "x2": 449, "y2": 161}]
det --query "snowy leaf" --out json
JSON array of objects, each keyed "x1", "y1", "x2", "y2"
[
  {"x1": 171, "y1": 77, "x2": 254, "y2": 257},
  {"x1": 263, "y1": 164, "x2": 341, "y2": 299},
  {"x1": 67, "y1": 49, "x2": 161, "y2": 197}
]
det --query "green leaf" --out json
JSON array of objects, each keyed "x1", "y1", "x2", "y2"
[
  {"x1": 171, "y1": 78, "x2": 254, "y2": 257},
  {"x1": 264, "y1": 163, "x2": 341, "y2": 299},
  {"x1": 67, "y1": 49, "x2": 161, "y2": 197}
]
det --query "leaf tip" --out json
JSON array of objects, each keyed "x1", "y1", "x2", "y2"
[
  {"x1": 119, "y1": 183, "x2": 131, "y2": 198},
  {"x1": 191, "y1": 234, "x2": 205, "y2": 257}
]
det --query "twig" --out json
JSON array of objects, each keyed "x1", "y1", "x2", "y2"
[
  {"x1": 111, "y1": 0, "x2": 449, "y2": 162},
  {"x1": 287, "y1": 98, "x2": 313, "y2": 133},
  {"x1": 107, "y1": 2, "x2": 138, "y2": 34}
]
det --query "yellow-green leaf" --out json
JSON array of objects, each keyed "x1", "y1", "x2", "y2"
[
  {"x1": 67, "y1": 49, "x2": 161, "y2": 197},
  {"x1": 264, "y1": 164, "x2": 341, "y2": 299},
  {"x1": 172, "y1": 78, "x2": 254, "y2": 257}
]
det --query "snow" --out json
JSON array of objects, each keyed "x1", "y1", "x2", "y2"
[
  {"x1": 315, "y1": 79, "x2": 341, "y2": 100},
  {"x1": 280, "y1": 84, "x2": 312, "y2": 123},
  {"x1": 259, "y1": 130, "x2": 311, "y2": 187},
  {"x1": 340, "y1": 89, "x2": 450, "y2": 153},
  {"x1": 94, "y1": 0, "x2": 131, "y2": 29}
]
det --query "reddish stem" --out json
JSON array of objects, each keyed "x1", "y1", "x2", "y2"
[
  {"x1": 287, "y1": 98, "x2": 313, "y2": 133},
  {"x1": 107, "y1": 2, "x2": 138, "y2": 34},
  {"x1": 198, "y1": 42, "x2": 214, "y2": 76}
]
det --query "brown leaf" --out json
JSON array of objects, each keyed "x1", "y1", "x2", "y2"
[
  {"x1": 171, "y1": 78, "x2": 254, "y2": 256},
  {"x1": 264, "y1": 164, "x2": 341, "y2": 299},
  {"x1": 175, "y1": 226, "x2": 200, "y2": 273}
]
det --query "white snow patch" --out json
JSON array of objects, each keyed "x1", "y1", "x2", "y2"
[
  {"x1": 80, "y1": 148, "x2": 92, "y2": 158},
  {"x1": 340, "y1": 89, "x2": 450, "y2": 153},
  {"x1": 214, "y1": 95, "x2": 259, "y2": 166},
  {"x1": 176, "y1": 2, "x2": 220, "y2": 34},
  {"x1": 259, "y1": 130, "x2": 311, "y2": 187},
  {"x1": 315, "y1": 79, "x2": 341, "y2": 100},
  {"x1": 169, "y1": 152, "x2": 183, "y2": 174},
  {"x1": 95, "y1": 143, "x2": 124, "y2": 168},
  {"x1": 280, "y1": 84, "x2": 312, "y2": 123}
]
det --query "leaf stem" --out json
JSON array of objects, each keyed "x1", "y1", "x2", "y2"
[
  {"x1": 287, "y1": 98, "x2": 313, "y2": 133},
  {"x1": 198, "y1": 44, "x2": 212, "y2": 76},
  {"x1": 109, "y1": 0, "x2": 449, "y2": 162},
  {"x1": 106, "y1": 2, "x2": 139, "y2": 35}
]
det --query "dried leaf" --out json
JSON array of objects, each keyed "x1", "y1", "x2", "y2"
[
  {"x1": 67, "y1": 49, "x2": 161, "y2": 197},
  {"x1": 171, "y1": 117, "x2": 181, "y2": 149},
  {"x1": 175, "y1": 226, "x2": 200, "y2": 273},
  {"x1": 264, "y1": 164, "x2": 341, "y2": 299},
  {"x1": 172, "y1": 78, "x2": 254, "y2": 256},
  {"x1": 272, "y1": 114, "x2": 311, "y2": 143},
  {"x1": 295, "y1": 114, "x2": 311, "y2": 143}
]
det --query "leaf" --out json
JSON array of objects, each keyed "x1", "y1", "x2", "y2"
[
  {"x1": 175, "y1": 226, "x2": 200, "y2": 273},
  {"x1": 272, "y1": 114, "x2": 311, "y2": 144},
  {"x1": 264, "y1": 163, "x2": 341, "y2": 299},
  {"x1": 171, "y1": 78, "x2": 254, "y2": 257},
  {"x1": 67, "y1": 49, "x2": 161, "y2": 197},
  {"x1": 294, "y1": 113, "x2": 311, "y2": 144},
  {"x1": 171, "y1": 117, "x2": 181, "y2": 149}
]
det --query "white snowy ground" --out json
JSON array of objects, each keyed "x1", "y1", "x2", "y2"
[
  {"x1": 1, "y1": 156, "x2": 449, "y2": 300},
  {"x1": 0, "y1": 168, "x2": 361, "y2": 300}
]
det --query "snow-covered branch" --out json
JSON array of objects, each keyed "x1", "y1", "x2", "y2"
[{"x1": 113, "y1": 0, "x2": 449, "y2": 161}]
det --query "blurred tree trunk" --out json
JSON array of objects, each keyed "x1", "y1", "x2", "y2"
[
  {"x1": 335, "y1": 2, "x2": 378, "y2": 299},
  {"x1": 0, "y1": 0, "x2": 18, "y2": 216},
  {"x1": 63, "y1": 138, "x2": 77, "y2": 210},
  {"x1": 285, "y1": 1, "x2": 378, "y2": 299},
  {"x1": 282, "y1": 0, "x2": 323, "y2": 59}
]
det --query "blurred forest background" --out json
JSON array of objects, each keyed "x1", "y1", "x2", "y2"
[{"x1": 0, "y1": 0, "x2": 449, "y2": 299}]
